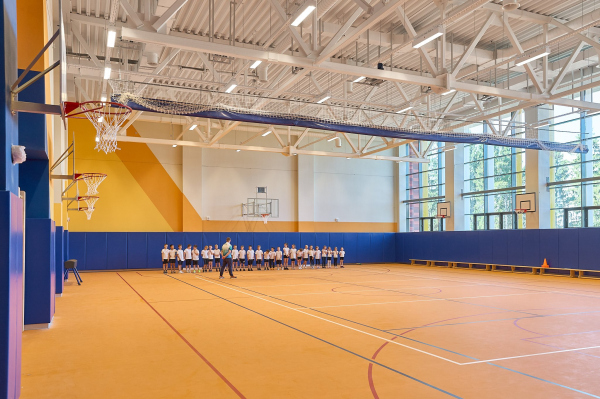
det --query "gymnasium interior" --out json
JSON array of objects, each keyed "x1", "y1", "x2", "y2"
[{"x1": 4, "y1": 0, "x2": 600, "y2": 397}]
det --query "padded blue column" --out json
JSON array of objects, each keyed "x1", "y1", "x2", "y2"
[
  {"x1": 24, "y1": 219, "x2": 55, "y2": 325},
  {"x1": 55, "y1": 226, "x2": 64, "y2": 295}
]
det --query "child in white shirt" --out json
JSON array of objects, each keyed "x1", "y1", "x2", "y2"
[
  {"x1": 192, "y1": 245, "x2": 200, "y2": 273},
  {"x1": 232, "y1": 245, "x2": 239, "y2": 271},
  {"x1": 255, "y1": 246, "x2": 263, "y2": 270},
  {"x1": 264, "y1": 250, "x2": 270, "y2": 271},
  {"x1": 276, "y1": 247, "x2": 283, "y2": 270},
  {"x1": 161, "y1": 244, "x2": 169, "y2": 274},
  {"x1": 309, "y1": 246, "x2": 315, "y2": 268},
  {"x1": 184, "y1": 245, "x2": 192, "y2": 273},
  {"x1": 315, "y1": 246, "x2": 321, "y2": 268},
  {"x1": 169, "y1": 245, "x2": 177, "y2": 273},
  {"x1": 297, "y1": 248, "x2": 303, "y2": 269},
  {"x1": 270, "y1": 248, "x2": 276, "y2": 269},
  {"x1": 339, "y1": 247, "x2": 345, "y2": 268},
  {"x1": 201, "y1": 246, "x2": 208, "y2": 272},
  {"x1": 327, "y1": 247, "x2": 333, "y2": 268},
  {"x1": 208, "y1": 245, "x2": 214, "y2": 272},
  {"x1": 177, "y1": 245, "x2": 185, "y2": 274},
  {"x1": 290, "y1": 245, "x2": 297, "y2": 269},
  {"x1": 239, "y1": 246, "x2": 246, "y2": 270},
  {"x1": 247, "y1": 246, "x2": 255, "y2": 271},
  {"x1": 303, "y1": 245, "x2": 309, "y2": 267},
  {"x1": 214, "y1": 244, "x2": 221, "y2": 272},
  {"x1": 283, "y1": 243, "x2": 290, "y2": 269},
  {"x1": 333, "y1": 247, "x2": 339, "y2": 268}
]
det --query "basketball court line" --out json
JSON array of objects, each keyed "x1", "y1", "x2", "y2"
[
  {"x1": 196, "y1": 274, "x2": 600, "y2": 369},
  {"x1": 164, "y1": 275, "x2": 464, "y2": 399},
  {"x1": 272, "y1": 283, "x2": 480, "y2": 296}
]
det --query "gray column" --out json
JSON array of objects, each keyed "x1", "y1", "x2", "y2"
[
  {"x1": 446, "y1": 144, "x2": 464, "y2": 231},
  {"x1": 524, "y1": 107, "x2": 550, "y2": 229}
]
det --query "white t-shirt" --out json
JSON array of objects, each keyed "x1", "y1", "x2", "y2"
[
  {"x1": 340, "y1": 250, "x2": 345, "y2": 257},
  {"x1": 184, "y1": 248, "x2": 192, "y2": 259},
  {"x1": 290, "y1": 248, "x2": 297, "y2": 259},
  {"x1": 247, "y1": 250, "x2": 254, "y2": 259},
  {"x1": 255, "y1": 250, "x2": 263, "y2": 260},
  {"x1": 192, "y1": 249, "x2": 200, "y2": 260},
  {"x1": 303, "y1": 249, "x2": 309, "y2": 258},
  {"x1": 232, "y1": 249, "x2": 239, "y2": 259},
  {"x1": 177, "y1": 249, "x2": 184, "y2": 261},
  {"x1": 283, "y1": 247, "x2": 290, "y2": 256},
  {"x1": 201, "y1": 249, "x2": 207, "y2": 259},
  {"x1": 239, "y1": 249, "x2": 246, "y2": 259},
  {"x1": 276, "y1": 250, "x2": 282, "y2": 260},
  {"x1": 333, "y1": 250, "x2": 338, "y2": 257},
  {"x1": 322, "y1": 249, "x2": 327, "y2": 258},
  {"x1": 214, "y1": 249, "x2": 220, "y2": 258},
  {"x1": 309, "y1": 249, "x2": 314, "y2": 256},
  {"x1": 297, "y1": 250, "x2": 302, "y2": 259},
  {"x1": 169, "y1": 249, "x2": 177, "y2": 259},
  {"x1": 327, "y1": 250, "x2": 333, "y2": 257},
  {"x1": 264, "y1": 252, "x2": 270, "y2": 260},
  {"x1": 161, "y1": 248, "x2": 169, "y2": 260},
  {"x1": 208, "y1": 250, "x2": 214, "y2": 260},
  {"x1": 315, "y1": 250, "x2": 321, "y2": 259}
]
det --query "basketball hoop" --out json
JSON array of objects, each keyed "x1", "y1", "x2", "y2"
[
  {"x1": 261, "y1": 213, "x2": 270, "y2": 224},
  {"x1": 435, "y1": 215, "x2": 447, "y2": 219},
  {"x1": 515, "y1": 209, "x2": 528, "y2": 215},
  {"x1": 74, "y1": 173, "x2": 107, "y2": 195},
  {"x1": 64, "y1": 101, "x2": 132, "y2": 154},
  {"x1": 76, "y1": 196, "x2": 98, "y2": 220}
]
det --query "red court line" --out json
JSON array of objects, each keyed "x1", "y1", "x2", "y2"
[{"x1": 117, "y1": 273, "x2": 246, "y2": 399}]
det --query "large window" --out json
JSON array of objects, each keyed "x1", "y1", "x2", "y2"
[
  {"x1": 549, "y1": 97, "x2": 600, "y2": 228},
  {"x1": 406, "y1": 142, "x2": 446, "y2": 232},
  {"x1": 463, "y1": 115, "x2": 526, "y2": 230}
]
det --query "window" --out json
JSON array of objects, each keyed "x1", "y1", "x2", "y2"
[
  {"x1": 463, "y1": 115, "x2": 526, "y2": 230},
  {"x1": 405, "y1": 142, "x2": 446, "y2": 232}
]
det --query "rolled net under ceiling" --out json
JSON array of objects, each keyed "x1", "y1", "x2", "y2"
[{"x1": 109, "y1": 80, "x2": 587, "y2": 154}]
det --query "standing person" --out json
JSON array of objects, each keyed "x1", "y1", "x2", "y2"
[
  {"x1": 201, "y1": 246, "x2": 209, "y2": 272},
  {"x1": 309, "y1": 246, "x2": 315, "y2": 268},
  {"x1": 214, "y1": 244, "x2": 221, "y2": 272},
  {"x1": 169, "y1": 245, "x2": 177, "y2": 273},
  {"x1": 232, "y1": 245, "x2": 239, "y2": 271},
  {"x1": 333, "y1": 247, "x2": 339, "y2": 268},
  {"x1": 297, "y1": 247, "x2": 303, "y2": 269},
  {"x1": 315, "y1": 246, "x2": 321, "y2": 268},
  {"x1": 290, "y1": 244, "x2": 297, "y2": 269},
  {"x1": 327, "y1": 247, "x2": 333, "y2": 268},
  {"x1": 177, "y1": 245, "x2": 185, "y2": 274},
  {"x1": 192, "y1": 245, "x2": 200, "y2": 273},
  {"x1": 339, "y1": 247, "x2": 345, "y2": 268},
  {"x1": 184, "y1": 244, "x2": 193, "y2": 273},
  {"x1": 263, "y1": 249, "x2": 269, "y2": 271},
  {"x1": 219, "y1": 237, "x2": 236, "y2": 279},
  {"x1": 270, "y1": 248, "x2": 276, "y2": 269},
  {"x1": 283, "y1": 243, "x2": 290, "y2": 269},
  {"x1": 208, "y1": 245, "x2": 214, "y2": 272},
  {"x1": 255, "y1": 246, "x2": 263, "y2": 270},
  {"x1": 276, "y1": 247, "x2": 283, "y2": 270},
  {"x1": 322, "y1": 247, "x2": 328, "y2": 269},
  {"x1": 161, "y1": 244, "x2": 169, "y2": 274},
  {"x1": 239, "y1": 245, "x2": 246, "y2": 271},
  {"x1": 247, "y1": 246, "x2": 255, "y2": 271},
  {"x1": 303, "y1": 245, "x2": 310, "y2": 268}
]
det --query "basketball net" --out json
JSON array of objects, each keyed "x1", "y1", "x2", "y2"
[
  {"x1": 515, "y1": 209, "x2": 527, "y2": 215},
  {"x1": 76, "y1": 173, "x2": 107, "y2": 196},
  {"x1": 79, "y1": 196, "x2": 98, "y2": 220},
  {"x1": 261, "y1": 213, "x2": 270, "y2": 225},
  {"x1": 79, "y1": 102, "x2": 131, "y2": 154}
]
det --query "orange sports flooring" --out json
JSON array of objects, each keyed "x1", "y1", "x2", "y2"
[{"x1": 21, "y1": 264, "x2": 600, "y2": 398}]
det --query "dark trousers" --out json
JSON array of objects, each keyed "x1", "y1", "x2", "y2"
[{"x1": 221, "y1": 257, "x2": 234, "y2": 277}]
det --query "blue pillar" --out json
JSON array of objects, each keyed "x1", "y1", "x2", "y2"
[
  {"x1": 0, "y1": 0, "x2": 24, "y2": 397},
  {"x1": 55, "y1": 226, "x2": 64, "y2": 295}
]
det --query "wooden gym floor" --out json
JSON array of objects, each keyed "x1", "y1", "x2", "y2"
[{"x1": 21, "y1": 264, "x2": 600, "y2": 398}]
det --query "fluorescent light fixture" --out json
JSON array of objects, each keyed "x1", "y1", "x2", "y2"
[
  {"x1": 396, "y1": 106, "x2": 413, "y2": 114},
  {"x1": 225, "y1": 80, "x2": 237, "y2": 93},
  {"x1": 291, "y1": 5, "x2": 316, "y2": 27},
  {"x1": 327, "y1": 136, "x2": 341, "y2": 142},
  {"x1": 236, "y1": 149, "x2": 241, "y2": 152},
  {"x1": 346, "y1": 157, "x2": 350, "y2": 159},
  {"x1": 532, "y1": 121, "x2": 550, "y2": 129},
  {"x1": 250, "y1": 60, "x2": 262, "y2": 69},
  {"x1": 262, "y1": 130, "x2": 272, "y2": 137},
  {"x1": 441, "y1": 89, "x2": 456, "y2": 96},
  {"x1": 189, "y1": 124, "x2": 197, "y2": 130},
  {"x1": 515, "y1": 47, "x2": 550, "y2": 67},
  {"x1": 107, "y1": 30, "x2": 117, "y2": 48},
  {"x1": 353, "y1": 76, "x2": 366, "y2": 83},
  {"x1": 441, "y1": 145, "x2": 456, "y2": 152},
  {"x1": 103, "y1": 67, "x2": 111, "y2": 80},
  {"x1": 172, "y1": 144, "x2": 177, "y2": 148},
  {"x1": 100, "y1": 95, "x2": 107, "y2": 102},
  {"x1": 412, "y1": 25, "x2": 444, "y2": 49},
  {"x1": 316, "y1": 91, "x2": 332, "y2": 104}
]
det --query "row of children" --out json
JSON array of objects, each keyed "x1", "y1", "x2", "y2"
[{"x1": 160, "y1": 243, "x2": 346, "y2": 273}]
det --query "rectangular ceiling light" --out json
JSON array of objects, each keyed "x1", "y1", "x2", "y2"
[
  {"x1": 189, "y1": 124, "x2": 197, "y2": 130},
  {"x1": 225, "y1": 81, "x2": 237, "y2": 93},
  {"x1": 327, "y1": 136, "x2": 340, "y2": 142},
  {"x1": 250, "y1": 60, "x2": 262, "y2": 69},
  {"x1": 291, "y1": 5, "x2": 316, "y2": 26},
  {"x1": 316, "y1": 91, "x2": 331, "y2": 104},
  {"x1": 262, "y1": 130, "x2": 272, "y2": 137},
  {"x1": 441, "y1": 89, "x2": 456, "y2": 96},
  {"x1": 353, "y1": 76, "x2": 366, "y2": 83},
  {"x1": 107, "y1": 30, "x2": 117, "y2": 48},
  {"x1": 412, "y1": 25, "x2": 444, "y2": 49},
  {"x1": 515, "y1": 47, "x2": 550, "y2": 66},
  {"x1": 103, "y1": 67, "x2": 111, "y2": 80},
  {"x1": 396, "y1": 106, "x2": 413, "y2": 113}
]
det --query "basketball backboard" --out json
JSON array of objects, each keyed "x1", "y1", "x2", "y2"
[
  {"x1": 437, "y1": 202, "x2": 451, "y2": 218},
  {"x1": 515, "y1": 192, "x2": 536, "y2": 212}
]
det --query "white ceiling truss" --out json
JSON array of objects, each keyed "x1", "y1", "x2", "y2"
[{"x1": 61, "y1": 0, "x2": 600, "y2": 160}]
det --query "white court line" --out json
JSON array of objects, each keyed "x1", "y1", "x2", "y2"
[
  {"x1": 272, "y1": 283, "x2": 481, "y2": 296},
  {"x1": 193, "y1": 275, "x2": 464, "y2": 365},
  {"x1": 299, "y1": 291, "x2": 551, "y2": 309},
  {"x1": 240, "y1": 278, "x2": 432, "y2": 288},
  {"x1": 460, "y1": 345, "x2": 600, "y2": 365}
]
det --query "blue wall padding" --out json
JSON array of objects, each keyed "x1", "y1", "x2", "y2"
[
  {"x1": 24, "y1": 219, "x2": 55, "y2": 325},
  {"x1": 343, "y1": 233, "x2": 358, "y2": 264},
  {"x1": 107, "y1": 233, "x2": 126, "y2": 269},
  {"x1": 18, "y1": 160, "x2": 50, "y2": 218},
  {"x1": 268, "y1": 233, "x2": 285, "y2": 251},
  {"x1": 300, "y1": 233, "x2": 315, "y2": 249},
  {"x1": 85, "y1": 233, "x2": 107, "y2": 270},
  {"x1": 356, "y1": 234, "x2": 370, "y2": 264},
  {"x1": 55, "y1": 226, "x2": 63, "y2": 295},
  {"x1": 127, "y1": 233, "x2": 147, "y2": 269},
  {"x1": 521, "y1": 230, "x2": 539, "y2": 267},
  {"x1": 68, "y1": 232, "x2": 86, "y2": 270},
  {"x1": 147, "y1": 233, "x2": 167, "y2": 269},
  {"x1": 329, "y1": 233, "x2": 344, "y2": 250},
  {"x1": 315, "y1": 233, "x2": 330, "y2": 249},
  {"x1": 17, "y1": 69, "x2": 47, "y2": 160},
  {"x1": 539, "y1": 229, "x2": 559, "y2": 269},
  {"x1": 166, "y1": 232, "x2": 185, "y2": 248},
  {"x1": 558, "y1": 229, "x2": 579, "y2": 269},
  {"x1": 370, "y1": 233, "x2": 384, "y2": 263},
  {"x1": 383, "y1": 234, "x2": 396, "y2": 263},
  {"x1": 284, "y1": 233, "x2": 300, "y2": 249},
  {"x1": 492, "y1": 231, "x2": 508, "y2": 264},
  {"x1": 236, "y1": 233, "x2": 253, "y2": 249},
  {"x1": 202, "y1": 233, "x2": 220, "y2": 249}
]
